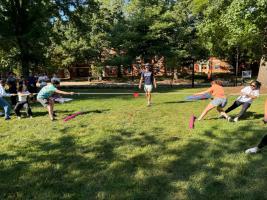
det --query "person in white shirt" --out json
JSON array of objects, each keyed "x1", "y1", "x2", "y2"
[
  {"x1": 225, "y1": 80, "x2": 261, "y2": 122},
  {"x1": 14, "y1": 81, "x2": 33, "y2": 119},
  {"x1": 0, "y1": 79, "x2": 17, "y2": 120}
]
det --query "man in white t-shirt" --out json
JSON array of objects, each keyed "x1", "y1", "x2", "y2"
[{"x1": 225, "y1": 80, "x2": 261, "y2": 122}]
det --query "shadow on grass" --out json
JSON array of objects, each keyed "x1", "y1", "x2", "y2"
[{"x1": 0, "y1": 125, "x2": 266, "y2": 199}]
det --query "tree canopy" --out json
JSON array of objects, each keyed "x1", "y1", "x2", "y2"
[{"x1": 0, "y1": 0, "x2": 266, "y2": 83}]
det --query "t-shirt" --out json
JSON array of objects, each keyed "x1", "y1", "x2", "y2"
[
  {"x1": 237, "y1": 86, "x2": 259, "y2": 103},
  {"x1": 28, "y1": 76, "x2": 37, "y2": 86},
  {"x1": 207, "y1": 84, "x2": 225, "y2": 98},
  {"x1": 18, "y1": 91, "x2": 30, "y2": 102},
  {"x1": 141, "y1": 71, "x2": 154, "y2": 85},
  {"x1": 7, "y1": 77, "x2": 17, "y2": 92},
  {"x1": 38, "y1": 76, "x2": 48, "y2": 87},
  {"x1": 37, "y1": 85, "x2": 57, "y2": 99}
]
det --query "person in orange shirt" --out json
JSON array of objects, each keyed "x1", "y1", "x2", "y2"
[{"x1": 194, "y1": 80, "x2": 230, "y2": 121}]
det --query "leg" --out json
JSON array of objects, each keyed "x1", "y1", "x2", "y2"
[
  {"x1": 246, "y1": 134, "x2": 267, "y2": 154},
  {"x1": 14, "y1": 102, "x2": 25, "y2": 117},
  {"x1": 198, "y1": 103, "x2": 216, "y2": 120},
  {"x1": 0, "y1": 97, "x2": 11, "y2": 119},
  {"x1": 47, "y1": 99, "x2": 55, "y2": 120},
  {"x1": 236, "y1": 102, "x2": 251, "y2": 118},
  {"x1": 147, "y1": 92, "x2": 151, "y2": 105},
  {"x1": 217, "y1": 107, "x2": 230, "y2": 119},
  {"x1": 258, "y1": 135, "x2": 267, "y2": 149},
  {"x1": 225, "y1": 101, "x2": 241, "y2": 113},
  {"x1": 24, "y1": 102, "x2": 33, "y2": 117}
]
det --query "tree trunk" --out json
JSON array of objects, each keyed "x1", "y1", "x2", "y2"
[
  {"x1": 257, "y1": 56, "x2": 267, "y2": 86},
  {"x1": 257, "y1": 26, "x2": 267, "y2": 86},
  {"x1": 21, "y1": 57, "x2": 30, "y2": 79}
]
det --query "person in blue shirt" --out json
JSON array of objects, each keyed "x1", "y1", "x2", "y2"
[
  {"x1": 0, "y1": 79, "x2": 17, "y2": 120},
  {"x1": 37, "y1": 80, "x2": 74, "y2": 121},
  {"x1": 139, "y1": 63, "x2": 157, "y2": 106}
]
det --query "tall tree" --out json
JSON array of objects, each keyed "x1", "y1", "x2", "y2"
[{"x1": 0, "y1": 0, "x2": 56, "y2": 77}]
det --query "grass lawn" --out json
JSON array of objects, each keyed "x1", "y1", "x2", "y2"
[{"x1": 0, "y1": 87, "x2": 266, "y2": 200}]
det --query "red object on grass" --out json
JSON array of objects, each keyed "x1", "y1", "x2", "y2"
[
  {"x1": 133, "y1": 92, "x2": 139, "y2": 98},
  {"x1": 64, "y1": 112, "x2": 83, "y2": 122},
  {"x1": 189, "y1": 115, "x2": 196, "y2": 129}
]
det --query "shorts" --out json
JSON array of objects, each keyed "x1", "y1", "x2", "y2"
[
  {"x1": 144, "y1": 85, "x2": 153, "y2": 93},
  {"x1": 211, "y1": 98, "x2": 227, "y2": 108},
  {"x1": 37, "y1": 98, "x2": 50, "y2": 107}
]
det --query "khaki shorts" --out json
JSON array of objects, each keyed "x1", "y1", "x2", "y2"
[
  {"x1": 144, "y1": 85, "x2": 153, "y2": 93},
  {"x1": 37, "y1": 98, "x2": 50, "y2": 107},
  {"x1": 211, "y1": 98, "x2": 227, "y2": 108}
]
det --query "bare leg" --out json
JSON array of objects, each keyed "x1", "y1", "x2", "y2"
[
  {"x1": 147, "y1": 92, "x2": 151, "y2": 105},
  {"x1": 47, "y1": 99, "x2": 54, "y2": 120},
  {"x1": 198, "y1": 103, "x2": 216, "y2": 120},
  {"x1": 217, "y1": 107, "x2": 229, "y2": 119}
]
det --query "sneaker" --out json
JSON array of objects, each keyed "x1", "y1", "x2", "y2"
[
  {"x1": 147, "y1": 102, "x2": 151, "y2": 107},
  {"x1": 245, "y1": 147, "x2": 259, "y2": 154},
  {"x1": 5, "y1": 117, "x2": 11, "y2": 120},
  {"x1": 29, "y1": 116, "x2": 33, "y2": 119},
  {"x1": 233, "y1": 117, "x2": 239, "y2": 122},
  {"x1": 17, "y1": 116, "x2": 21, "y2": 120},
  {"x1": 50, "y1": 117, "x2": 56, "y2": 121},
  {"x1": 227, "y1": 116, "x2": 232, "y2": 122}
]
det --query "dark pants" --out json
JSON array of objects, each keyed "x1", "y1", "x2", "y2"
[
  {"x1": 258, "y1": 135, "x2": 267, "y2": 149},
  {"x1": 14, "y1": 101, "x2": 32, "y2": 117},
  {"x1": 225, "y1": 100, "x2": 251, "y2": 118}
]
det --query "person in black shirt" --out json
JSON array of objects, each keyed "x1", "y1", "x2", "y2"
[{"x1": 139, "y1": 63, "x2": 157, "y2": 106}]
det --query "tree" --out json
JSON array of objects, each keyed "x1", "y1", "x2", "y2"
[
  {"x1": 0, "y1": 0, "x2": 57, "y2": 78},
  {"x1": 192, "y1": 0, "x2": 267, "y2": 85}
]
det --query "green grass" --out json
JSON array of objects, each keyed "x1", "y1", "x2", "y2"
[{"x1": 0, "y1": 88, "x2": 266, "y2": 200}]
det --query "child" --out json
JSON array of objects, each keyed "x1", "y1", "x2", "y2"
[
  {"x1": 14, "y1": 81, "x2": 33, "y2": 119},
  {"x1": 245, "y1": 135, "x2": 267, "y2": 154},
  {"x1": 37, "y1": 80, "x2": 74, "y2": 121},
  {"x1": 194, "y1": 80, "x2": 230, "y2": 121},
  {"x1": 225, "y1": 80, "x2": 261, "y2": 122},
  {"x1": 139, "y1": 63, "x2": 157, "y2": 106},
  {"x1": 0, "y1": 79, "x2": 17, "y2": 120}
]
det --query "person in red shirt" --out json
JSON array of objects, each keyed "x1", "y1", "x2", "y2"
[{"x1": 194, "y1": 80, "x2": 230, "y2": 121}]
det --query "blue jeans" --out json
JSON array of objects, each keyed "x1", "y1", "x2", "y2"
[{"x1": 0, "y1": 97, "x2": 11, "y2": 118}]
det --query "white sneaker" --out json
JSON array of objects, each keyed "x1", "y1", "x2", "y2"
[
  {"x1": 233, "y1": 117, "x2": 239, "y2": 122},
  {"x1": 227, "y1": 116, "x2": 232, "y2": 122},
  {"x1": 245, "y1": 147, "x2": 259, "y2": 154},
  {"x1": 17, "y1": 116, "x2": 21, "y2": 120}
]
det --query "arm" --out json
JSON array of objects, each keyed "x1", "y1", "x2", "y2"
[
  {"x1": 246, "y1": 93, "x2": 258, "y2": 99},
  {"x1": 0, "y1": 86, "x2": 13, "y2": 97},
  {"x1": 153, "y1": 77, "x2": 157, "y2": 88},
  {"x1": 55, "y1": 89, "x2": 74, "y2": 95},
  {"x1": 139, "y1": 77, "x2": 143, "y2": 89},
  {"x1": 194, "y1": 88, "x2": 211, "y2": 96},
  {"x1": 18, "y1": 92, "x2": 30, "y2": 97}
]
